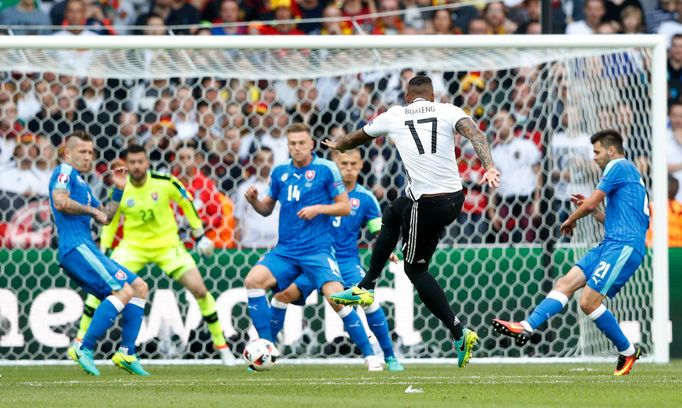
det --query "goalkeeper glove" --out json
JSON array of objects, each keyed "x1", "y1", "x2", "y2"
[{"x1": 192, "y1": 228, "x2": 215, "y2": 257}]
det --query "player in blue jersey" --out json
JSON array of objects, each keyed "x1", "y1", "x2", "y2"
[
  {"x1": 243, "y1": 123, "x2": 384, "y2": 371},
  {"x1": 267, "y1": 149, "x2": 404, "y2": 371},
  {"x1": 49, "y1": 131, "x2": 150, "y2": 377},
  {"x1": 492, "y1": 129, "x2": 649, "y2": 375}
]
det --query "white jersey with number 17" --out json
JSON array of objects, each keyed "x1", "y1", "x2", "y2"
[{"x1": 363, "y1": 99, "x2": 469, "y2": 200}]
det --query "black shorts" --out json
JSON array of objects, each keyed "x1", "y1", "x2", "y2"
[{"x1": 394, "y1": 192, "x2": 464, "y2": 267}]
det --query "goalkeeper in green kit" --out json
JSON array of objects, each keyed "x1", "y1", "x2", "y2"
[{"x1": 73, "y1": 144, "x2": 237, "y2": 366}]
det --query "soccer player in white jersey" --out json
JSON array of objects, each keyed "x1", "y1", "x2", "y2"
[{"x1": 325, "y1": 75, "x2": 500, "y2": 368}]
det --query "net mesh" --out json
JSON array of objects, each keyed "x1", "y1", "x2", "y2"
[{"x1": 0, "y1": 45, "x2": 655, "y2": 361}]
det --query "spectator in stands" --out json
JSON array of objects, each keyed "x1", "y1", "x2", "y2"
[
  {"x1": 402, "y1": 0, "x2": 429, "y2": 32},
  {"x1": 233, "y1": 148, "x2": 280, "y2": 249},
  {"x1": 254, "y1": 0, "x2": 304, "y2": 35},
  {"x1": 0, "y1": 135, "x2": 48, "y2": 197},
  {"x1": 0, "y1": 101, "x2": 22, "y2": 166},
  {"x1": 646, "y1": 0, "x2": 676, "y2": 33},
  {"x1": 483, "y1": 2, "x2": 517, "y2": 34},
  {"x1": 566, "y1": 0, "x2": 605, "y2": 34},
  {"x1": 103, "y1": 111, "x2": 142, "y2": 161},
  {"x1": 141, "y1": 13, "x2": 168, "y2": 35},
  {"x1": 0, "y1": 0, "x2": 51, "y2": 35},
  {"x1": 647, "y1": 174, "x2": 682, "y2": 247},
  {"x1": 213, "y1": 127, "x2": 243, "y2": 195},
  {"x1": 297, "y1": 0, "x2": 325, "y2": 33},
  {"x1": 15, "y1": 74, "x2": 41, "y2": 122},
  {"x1": 450, "y1": 141, "x2": 489, "y2": 244},
  {"x1": 550, "y1": 105, "x2": 596, "y2": 241},
  {"x1": 29, "y1": 84, "x2": 86, "y2": 147},
  {"x1": 53, "y1": 0, "x2": 99, "y2": 36},
  {"x1": 620, "y1": 4, "x2": 645, "y2": 33},
  {"x1": 145, "y1": 117, "x2": 176, "y2": 170},
  {"x1": 488, "y1": 109, "x2": 541, "y2": 243},
  {"x1": 467, "y1": 17, "x2": 492, "y2": 34},
  {"x1": 668, "y1": 102, "x2": 682, "y2": 202},
  {"x1": 172, "y1": 87, "x2": 199, "y2": 141},
  {"x1": 166, "y1": 0, "x2": 201, "y2": 34},
  {"x1": 596, "y1": 20, "x2": 621, "y2": 33},
  {"x1": 341, "y1": 0, "x2": 376, "y2": 32},
  {"x1": 668, "y1": 34, "x2": 682, "y2": 103},
  {"x1": 211, "y1": 0, "x2": 246, "y2": 35},
  {"x1": 371, "y1": 0, "x2": 404, "y2": 35},
  {"x1": 658, "y1": 0, "x2": 682, "y2": 46},
  {"x1": 428, "y1": 9, "x2": 455, "y2": 35},
  {"x1": 315, "y1": 5, "x2": 350, "y2": 34},
  {"x1": 172, "y1": 143, "x2": 226, "y2": 238}
]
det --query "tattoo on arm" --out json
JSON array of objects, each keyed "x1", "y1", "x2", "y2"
[
  {"x1": 52, "y1": 188, "x2": 94, "y2": 216},
  {"x1": 456, "y1": 118, "x2": 494, "y2": 170},
  {"x1": 100, "y1": 200, "x2": 121, "y2": 224}
]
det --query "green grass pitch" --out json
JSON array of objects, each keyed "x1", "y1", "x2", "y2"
[{"x1": 2, "y1": 362, "x2": 682, "y2": 407}]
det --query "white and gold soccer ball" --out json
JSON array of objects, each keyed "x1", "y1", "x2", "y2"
[{"x1": 243, "y1": 338, "x2": 280, "y2": 371}]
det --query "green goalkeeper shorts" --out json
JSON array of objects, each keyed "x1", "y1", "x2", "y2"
[{"x1": 111, "y1": 241, "x2": 197, "y2": 281}]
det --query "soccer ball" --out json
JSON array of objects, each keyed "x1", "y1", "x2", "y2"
[{"x1": 243, "y1": 338, "x2": 280, "y2": 371}]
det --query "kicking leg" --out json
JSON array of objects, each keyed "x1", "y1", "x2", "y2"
[
  {"x1": 244, "y1": 265, "x2": 278, "y2": 342},
  {"x1": 75, "y1": 294, "x2": 101, "y2": 342},
  {"x1": 492, "y1": 266, "x2": 583, "y2": 346},
  {"x1": 113, "y1": 277, "x2": 150, "y2": 376}
]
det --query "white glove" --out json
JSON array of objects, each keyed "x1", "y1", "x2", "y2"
[{"x1": 196, "y1": 236, "x2": 215, "y2": 257}]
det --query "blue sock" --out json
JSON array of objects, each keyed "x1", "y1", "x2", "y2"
[
  {"x1": 82, "y1": 296, "x2": 124, "y2": 351},
  {"x1": 339, "y1": 306, "x2": 374, "y2": 357},
  {"x1": 270, "y1": 298, "x2": 288, "y2": 341},
  {"x1": 590, "y1": 305, "x2": 631, "y2": 353},
  {"x1": 525, "y1": 290, "x2": 569, "y2": 330},
  {"x1": 365, "y1": 304, "x2": 395, "y2": 359},
  {"x1": 247, "y1": 289, "x2": 273, "y2": 342},
  {"x1": 120, "y1": 298, "x2": 145, "y2": 355}
]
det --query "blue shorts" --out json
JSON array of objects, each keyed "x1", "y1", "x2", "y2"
[
  {"x1": 61, "y1": 242, "x2": 138, "y2": 299},
  {"x1": 258, "y1": 248, "x2": 343, "y2": 303},
  {"x1": 288, "y1": 257, "x2": 366, "y2": 306},
  {"x1": 576, "y1": 241, "x2": 644, "y2": 298}
]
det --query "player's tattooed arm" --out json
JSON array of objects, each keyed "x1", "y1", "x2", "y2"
[
  {"x1": 52, "y1": 188, "x2": 107, "y2": 223},
  {"x1": 322, "y1": 129, "x2": 373, "y2": 152},
  {"x1": 456, "y1": 117, "x2": 494, "y2": 170},
  {"x1": 97, "y1": 200, "x2": 121, "y2": 225}
]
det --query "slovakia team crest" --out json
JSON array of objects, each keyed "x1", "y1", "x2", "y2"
[
  {"x1": 151, "y1": 192, "x2": 158, "y2": 202},
  {"x1": 115, "y1": 270, "x2": 127, "y2": 280},
  {"x1": 305, "y1": 170, "x2": 316, "y2": 181},
  {"x1": 57, "y1": 173, "x2": 69, "y2": 184},
  {"x1": 350, "y1": 198, "x2": 360, "y2": 209}
]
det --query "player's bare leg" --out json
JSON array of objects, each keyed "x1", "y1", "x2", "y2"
[
  {"x1": 178, "y1": 268, "x2": 236, "y2": 365},
  {"x1": 323, "y1": 281, "x2": 383, "y2": 371}
]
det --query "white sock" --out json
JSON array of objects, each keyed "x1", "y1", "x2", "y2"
[
  {"x1": 271, "y1": 298, "x2": 288, "y2": 309},
  {"x1": 621, "y1": 343, "x2": 636, "y2": 357}
]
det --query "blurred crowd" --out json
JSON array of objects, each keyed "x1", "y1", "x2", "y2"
[
  {"x1": 0, "y1": 0, "x2": 679, "y2": 37},
  {"x1": 0, "y1": 0, "x2": 681, "y2": 249}
]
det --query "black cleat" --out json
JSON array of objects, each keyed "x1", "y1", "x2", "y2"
[{"x1": 491, "y1": 319, "x2": 532, "y2": 347}]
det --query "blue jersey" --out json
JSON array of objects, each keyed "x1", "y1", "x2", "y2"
[
  {"x1": 332, "y1": 185, "x2": 382, "y2": 261},
  {"x1": 268, "y1": 156, "x2": 345, "y2": 256},
  {"x1": 596, "y1": 158, "x2": 649, "y2": 255},
  {"x1": 48, "y1": 163, "x2": 101, "y2": 259}
]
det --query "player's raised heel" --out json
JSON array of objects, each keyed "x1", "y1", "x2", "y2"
[
  {"x1": 69, "y1": 345, "x2": 100, "y2": 376},
  {"x1": 329, "y1": 286, "x2": 374, "y2": 307},
  {"x1": 112, "y1": 350, "x2": 150, "y2": 376},
  {"x1": 454, "y1": 328, "x2": 479, "y2": 368},
  {"x1": 491, "y1": 319, "x2": 531, "y2": 347},
  {"x1": 613, "y1": 346, "x2": 643, "y2": 376}
]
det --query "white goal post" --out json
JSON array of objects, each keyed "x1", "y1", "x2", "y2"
[{"x1": 0, "y1": 35, "x2": 669, "y2": 364}]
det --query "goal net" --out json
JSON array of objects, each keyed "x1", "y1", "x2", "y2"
[{"x1": 0, "y1": 36, "x2": 669, "y2": 364}]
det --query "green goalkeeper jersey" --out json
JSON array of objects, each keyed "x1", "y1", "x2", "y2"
[{"x1": 101, "y1": 171, "x2": 203, "y2": 250}]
